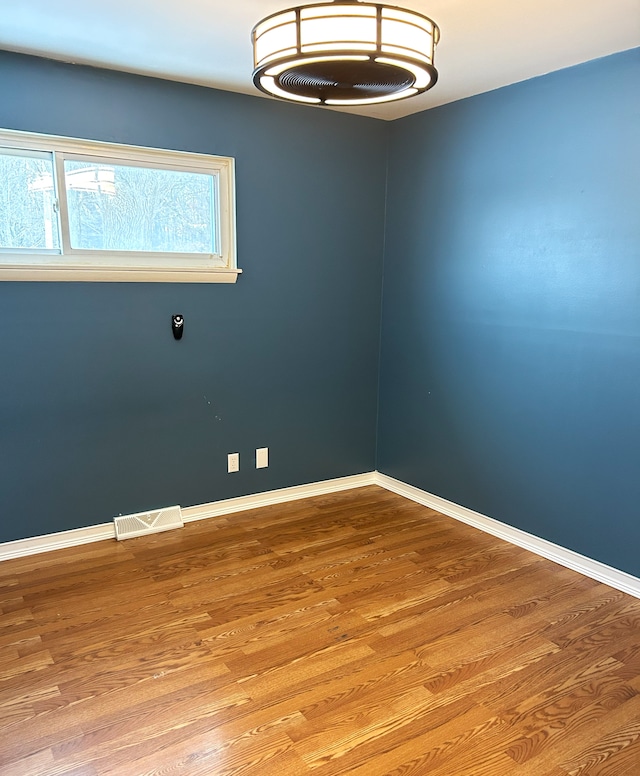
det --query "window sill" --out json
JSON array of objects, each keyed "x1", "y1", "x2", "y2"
[{"x1": 0, "y1": 265, "x2": 242, "y2": 283}]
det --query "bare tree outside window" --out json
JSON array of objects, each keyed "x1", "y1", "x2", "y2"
[
  {"x1": 0, "y1": 152, "x2": 59, "y2": 251},
  {"x1": 64, "y1": 162, "x2": 217, "y2": 254}
]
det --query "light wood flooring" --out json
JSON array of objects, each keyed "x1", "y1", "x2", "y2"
[{"x1": 1, "y1": 486, "x2": 639, "y2": 775}]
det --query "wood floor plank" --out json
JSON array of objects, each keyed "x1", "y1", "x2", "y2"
[
  {"x1": 1, "y1": 485, "x2": 639, "y2": 775},
  {"x1": 0, "y1": 747, "x2": 57, "y2": 776},
  {"x1": 505, "y1": 693, "x2": 640, "y2": 776},
  {"x1": 310, "y1": 704, "x2": 505, "y2": 776},
  {"x1": 560, "y1": 721, "x2": 640, "y2": 775}
]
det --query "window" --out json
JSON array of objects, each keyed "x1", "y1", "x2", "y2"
[{"x1": 0, "y1": 129, "x2": 239, "y2": 282}]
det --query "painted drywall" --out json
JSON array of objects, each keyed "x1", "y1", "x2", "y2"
[
  {"x1": 377, "y1": 49, "x2": 640, "y2": 576},
  {"x1": 0, "y1": 51, "x2": 387, "y2": 542}
]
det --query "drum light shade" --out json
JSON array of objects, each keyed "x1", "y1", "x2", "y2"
[{"x1": 251, "y1": 1, "x2": 440, "y2": 106}]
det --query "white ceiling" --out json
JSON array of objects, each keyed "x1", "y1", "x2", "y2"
[{"x1": 0, "y1": 0, "x2": 638, "y2": 120}]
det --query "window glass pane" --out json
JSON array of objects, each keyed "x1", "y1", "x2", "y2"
[
  {"x1": 64, "y1": 161, "x2": 217, "y2": 254},
  {"x1": 0, "y1": 151, "x2": 60, "y2": 250}
]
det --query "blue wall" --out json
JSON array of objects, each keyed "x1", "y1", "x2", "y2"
[
  {"x1": 1, "y1": 48, "x2": 639, "y2": 578},
  {"x1": 378, "y1": 49, "x2": 640, "y2": 576},
  {"x1": 0, "y1": 51, "x2": 387, "y2": 542}
]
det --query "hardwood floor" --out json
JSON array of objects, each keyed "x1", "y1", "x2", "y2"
[{"x1": 1, "y1": 486, "x2": 639, "y2": 775}]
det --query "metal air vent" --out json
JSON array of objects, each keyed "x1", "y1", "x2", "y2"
[{"x1": 114, "y1": 505, "x2": 183, "y2": 540}]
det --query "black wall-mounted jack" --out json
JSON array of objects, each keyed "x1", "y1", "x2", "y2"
[{"x1": 172, "y1": 314, "x2": 184, "y2": 340}]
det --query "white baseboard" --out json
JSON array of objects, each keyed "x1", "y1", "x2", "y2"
[
  {"x1": 0, "y1": 473, "x2": 377, "y2": 562},
  {"x1": 376, "y1": 472, "x2": 640, "y2": 600},
  {"x1": 182, "y1": 472, "x2": 378, "y2": 522},
  {"x1": 0, "y1": 522, "x2": 114, "y2": 562},
  {"x1": 2, "y1": 470, "x2": 639, "y2": 601}
]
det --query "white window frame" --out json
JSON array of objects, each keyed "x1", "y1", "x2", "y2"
[{"x1": 0, "y1": 128, "x2": 240, "y2": 283}]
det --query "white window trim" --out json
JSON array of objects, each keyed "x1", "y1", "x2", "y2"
[{"x1": 0, "y1": 128, "x2": 241, "y2": 283}]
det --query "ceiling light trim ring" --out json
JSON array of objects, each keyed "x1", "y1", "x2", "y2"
[{"x1": 252, "y1": 1, "x2": 440, "y2": 106}]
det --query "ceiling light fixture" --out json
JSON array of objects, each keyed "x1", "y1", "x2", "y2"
[{"x1": 251, "y1": 1, "x2": 440, "y2": 106}]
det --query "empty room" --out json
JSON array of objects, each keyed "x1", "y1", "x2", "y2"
[{"x1": 0, "y1": 1, "x2": 639, "y2": 774}]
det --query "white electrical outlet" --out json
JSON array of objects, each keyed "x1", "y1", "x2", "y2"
[
  {"x1": 256, "y1": 447, "x2": 269, "y2": 469},
  {"x1": 228, "y1": 452, "x2": 240, "y2": 473}
]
